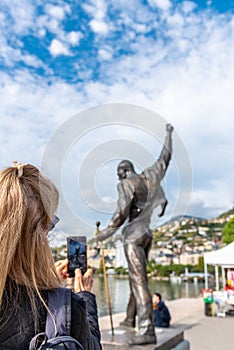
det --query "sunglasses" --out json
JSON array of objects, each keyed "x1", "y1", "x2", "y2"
[{"x1": 49, "y1": 215, "x2": 60, "y2": 231}]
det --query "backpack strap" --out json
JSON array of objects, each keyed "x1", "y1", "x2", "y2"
[{"x1": 45, "y1": 288, "x2": 72, "y2": 339}]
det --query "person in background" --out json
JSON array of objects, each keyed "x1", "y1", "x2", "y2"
[
  {"x1": 152, "y1": 293, "x2": 171, "y2": 328},
  {"x1": 0, "y1": 161, "x2": 101, "y2": 350}
]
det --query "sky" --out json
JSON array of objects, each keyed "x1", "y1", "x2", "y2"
[{"x1": 1, "y1": 0, "x2": 234, "y2": 244}]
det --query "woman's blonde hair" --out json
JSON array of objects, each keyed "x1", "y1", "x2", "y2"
[{"x1": 0, "y1": 163, "x2": 61, "y2": 327}]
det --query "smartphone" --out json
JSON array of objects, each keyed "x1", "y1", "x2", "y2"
[{"x1": 67, "y1": 236, "x2": 87, "y2": 277}]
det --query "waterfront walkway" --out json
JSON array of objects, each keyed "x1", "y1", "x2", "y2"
[{"x1": 99, "y1": 297, "x2": 234, "y2": 349}]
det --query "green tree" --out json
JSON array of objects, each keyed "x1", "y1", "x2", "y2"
[
  {"x1": 197, "y1": 256, "x2": 204, "y2": 272},
  {"x1": 222, "y1": 218, "x2": 234, "y2": 244},
  {"x1": 115, "y1": 266, "x2": 128, "y2": 275}
]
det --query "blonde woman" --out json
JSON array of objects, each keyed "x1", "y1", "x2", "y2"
[{"x1": 0, "y1": 162, "x2": 101, "y2": 349}]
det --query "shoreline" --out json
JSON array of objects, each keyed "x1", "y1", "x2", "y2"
[{"x1": 99, "y1": 296, "x2": 204, "y2": 331}]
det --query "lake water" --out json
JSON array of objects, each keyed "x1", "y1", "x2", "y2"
[{"x1": 93, "y1": 275, "x2": 209, "y2": 316}]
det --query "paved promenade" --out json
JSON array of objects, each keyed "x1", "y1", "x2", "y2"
[{"x1": 99, "y1": 297, "x2": 234, "y2": 349}]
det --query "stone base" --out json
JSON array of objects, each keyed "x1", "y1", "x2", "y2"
[
  {"x1": 171, "y1": 340, "x2": 190, "y2": 350},
  {"x1": 101, "y1": 325, "x2": 189, "y2": 350}
]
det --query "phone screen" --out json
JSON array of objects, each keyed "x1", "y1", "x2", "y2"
[{"x1": 67, "y1": 236, "x2": 87, "y2": 277}]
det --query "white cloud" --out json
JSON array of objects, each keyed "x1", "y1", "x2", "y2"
[
  {"x1": 38, "y1": 28, "x2": 46, "y2": 37},
  {"x1": 190, "y1": 179, "x2": 234, "y2": 219},
  {"x1": 37, "y1": 14, "x2": 83, "y2": 54},
  {"x1": 89, "y1": 19, "x2": 109, "y2": 34},
  {"x1": 167, "y1": 12, "x2": 185, "y2": 27},
  {"x1": 49, "y1": 39, "x2": 71, "y2": 56},
  {"x1": 181, "y1": 1, "x2": 197, "y2": 13},
  {"x1": 148, "y1": 0, "x2": 172, "y2": 11},
  {"x1": 36, "y1": 4, "x2": 72, "y2": 48},
  {"x1": 0, "y1": 35, "x2": 45, "y2": 69},
  {"x1": 134, "y1": 23, "x2": 148, "y2": 33},
  {"x1": 45, "y1": 5, "x2": 67, "y2": 20},
  {"x1": 66, "y1": 31, "x2": 83, "y2": 46},
  {"x1": 82, "y1": 0, "x2": 109, "y2": 35},
  {"x1": 98, "y1": 48, "x2": 113, "y2": 60},
  {"x1": 44, "y1": 18, "x2": 61, "y2": 33},
  {"x1": 1, "y1": 0, "x2": 35, "y2": 34},
  {"x1": 82, "y1": 0, "x2": 107, "y2": 19}
]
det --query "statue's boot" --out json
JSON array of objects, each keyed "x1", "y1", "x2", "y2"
[
  {"x1": 119, "y1": 318, "x2": 135, "y2": 328},
  {"x1": 128, "y1": 326, "x2": 157, "y2": 346}
]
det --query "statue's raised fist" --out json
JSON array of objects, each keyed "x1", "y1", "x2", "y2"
[{"x1": 166, "y1": 124, "x2": 174, "y2": 133}]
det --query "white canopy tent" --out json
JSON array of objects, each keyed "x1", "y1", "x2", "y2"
[{"x1": 204, "y1": 242, "x2": 234, "y2": 290}]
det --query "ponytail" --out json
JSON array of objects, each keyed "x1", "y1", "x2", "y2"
[{"x1": 0, "y1": 163, "x2": 61, "y2": 327}]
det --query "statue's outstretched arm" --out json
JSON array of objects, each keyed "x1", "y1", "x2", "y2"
[
  {"x1": 158, "y1": 124, "x2": 173, "y2": 172},
  {"x1": 96, "y1": 180, "x2": 133, "y2": 242},
  {"x1": 95, "y1": 225, "x2": 118, "y2": 242}
]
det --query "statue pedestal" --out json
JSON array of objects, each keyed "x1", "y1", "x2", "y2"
[{"x1": 101, "y1": 326, "x2": 189, "y2": 350}]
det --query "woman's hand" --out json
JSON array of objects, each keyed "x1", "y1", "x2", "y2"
[
  {"x1": 74, "y1": 268, "x2": 94, "y2": 293},
  {"x1": 55, "y1": 259, "x2": 69, "y2": 281},
  {"x1": 54, "y1": 260, "x2": 94, "y2": 292}
]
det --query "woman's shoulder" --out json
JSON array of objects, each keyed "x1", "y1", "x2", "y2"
[
  {"x1": 71, "y1": 290, "x2": 97, "y2": 308},
  {"x1": 71, "y1": 290, "x2": 86, "y2": 309}
]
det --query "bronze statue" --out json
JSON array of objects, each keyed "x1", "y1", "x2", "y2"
[{"x1": 96, "y1": 124, "x2": 173, "y2": 345}]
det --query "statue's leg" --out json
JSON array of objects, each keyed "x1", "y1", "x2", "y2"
[
  {"x1": 124, "y1": 234, "x2": 155, "y2": 335},
  {"x1": 119, "y1": 251, "x2": 137, "y2": 327},
  {"x1": 119, "y1": 282, "x2": 137, "y2": 327},
  {"x1": 126, "y1": 280, "x2": 137, "y2": 322}
]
